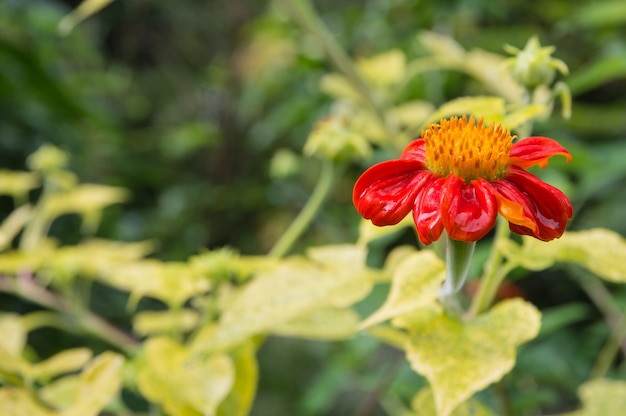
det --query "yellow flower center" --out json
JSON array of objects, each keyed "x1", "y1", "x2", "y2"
[{"x1": 422, "y1": 115, "x2": 514, "y2": 182}]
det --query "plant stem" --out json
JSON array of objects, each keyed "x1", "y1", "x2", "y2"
[
  {"x1": 439, "y1": 236, "x2": 475, "y2": 315},
  {"x1": 0, "y1": 274, "x2": 139, "y2": 354},
  {"x1": 275, "y1": 0, "x2": 387, "y2": 128},
  {"x1": 468, "y1": 216, "x2": 513, "y2": 316},
  {"x1": 268, "y1": 159, "x2": 335, "y2": 258},
  {"x1": 575, "y1": 271, "x2": 626, "y2": 378}
]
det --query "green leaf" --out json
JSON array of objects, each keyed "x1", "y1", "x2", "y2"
[
  {"x1": 199, "y1": 245, "x2": 374, "y2": 352},
  {"x1": 0, "y1": 388, "x2": 53, "y2": 416},
  {"x1": 560, "y1": 378, "x2": 626, "y2": 416},
  {"x1": 409, "y1": 387, "x2": 496, "y2": 416},
  {"x1": 137, "y1": 337, "x2": 234, "y2": 416},
  {"x1": 63, "y1": 352, "x2": 124, "y2": 416},
  {"x1": 272, "y1": 307, "x2": 360, "y2": 340},
  {"x1": 216, "y1": 341, "x2": 258, "y2": 416},
  {"x1": 360, "y1": 249, "x2": 445, "y2": 329},
  {"x1": 501, "y1": 228, "x2": 626, "y2": 283},
  {"x1": 396, "y1": 299, "x2": 540, "y2": 416}
]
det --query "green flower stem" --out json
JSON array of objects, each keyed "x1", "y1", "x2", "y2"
[
  {"x1": 575, "y1": 271, "x2": 626, "y2": 379},
  {"x1": 275, "y1": 0, "x2": 386, "y2": 128},
  {"x1": 469, "y1": 216, "x2": 514, "y2": 316},
  {"x1": 439, "y1": 235, "x2": 475, "y2": 314},
  {"x1": 268, "y1": 159, "x2": 335, "y2": 258},
  {"x1": 0, "y1": 274, "x2": 139, "y2": 354}
]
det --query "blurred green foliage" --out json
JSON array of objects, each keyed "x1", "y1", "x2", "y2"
[{"x1": 2, "y1": 0, "x2": 626, "y2": 415}]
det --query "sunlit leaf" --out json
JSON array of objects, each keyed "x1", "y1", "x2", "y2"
[
  {"x1": 0, "y1": 388, "x2": 53, "y2": 416},
  {"x1": 62, "y1": 352, "x2": 124, "y2": 416},
  {"x1": 426, "y1": 96, "x2": 506, "y2": 125},
  {"x1": 0, "y1": 205, "x2": 32, "y2": 251},
  {"x1": 415, "y1": 31, "x2": 523, "y2": 103},
  {"x1": 216, "y1": 341, "x2": 258, "y2": 416},
  {"x1": 40, "y1": 375, "x2": 80, "y2": 410},
  {"x1": 107, "y1": 259, "x2": 211, "y2": 308},
  {"x1": 386, "y1": 100, "x2": 436, "y2": 130},
  {"x1": 501, "y1": 228, "x2": 626, "y2": 283},
  {"x1": 42, "y1": 184, "x2": 128, "y2": 218},
  {"x1": 26, "y1": 348, "x2": 92, "y2": 382},
  {"x1": 396, "y1": 299, "x2": 540, "y2": 416},
  {"x1": 41, "y1": 239, "x2": 154, "y2": 282},
  {"x1": 360, "y1": 249, "x2": 444, "y2": 329},
  {"x1": 0, "y1": 170, "x2": 39, "y2": 198},
  {"x1": 58, "y1": 0, "x2": 115, "y2": 35},
  {"x1": 357, "y1": 215, "x2": 414, "y2": 247},
  {"x1": 320, "y1": 73, "x2": 363, "y2": 103},
  {"x1": 409, "y1": 387, "x2": 496, "y2": 416},
  {"x1": 0, "y1": 314, "x2": 26, "y2": 357},
  {"x1": 560, "y1": 378, "x2": 626, "y2": 416},
  {"x1": 199, "y1": 245, "x2": 374, "y2": 352},
  {"x1": 137, "y1": 337, "x2": 234, "y2": 416},
  {"x1": 133, "y1": 309, "x2": 200, "y2": 336},
  {"x1": 272, "y1": 307, "x2": 360, "y2": 340},
  {"x1": 356, "y1": 49, "x2": 406, "y2": 87}
]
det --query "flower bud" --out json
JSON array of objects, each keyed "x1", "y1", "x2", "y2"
[{"x1": 503, "y1": 36, "x2": 568, "y2": 89}]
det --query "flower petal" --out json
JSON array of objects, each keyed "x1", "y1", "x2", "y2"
[
  {"x1": 494, "y1": 167, "x2": 572, "y2": 241},
  {"x1": 353, "y1": 159, "x2": 432, "y2": 226},
  {"x1": 400, "y1": 138, "x2": 427, "y2": 164},
  {"x1": 441, "y1": 176, "x2": 498, "y2": 242},
  {"x1": 491, "y1": 180, "x2": 538, "y2": 232},
  {"x1": 413, "y1": 176, "x2": 446, "y2": 245},
  {"x1": 509, "y1": 136, "x2": 572, "y2": 169}
]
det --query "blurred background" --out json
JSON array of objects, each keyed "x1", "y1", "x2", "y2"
[{"x1": 2, "y1": 0, "x2": 626, "y2": 414}]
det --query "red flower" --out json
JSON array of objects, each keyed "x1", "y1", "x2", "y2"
[{"x1": 353, "y1": 116, "x2": 572, "y2": 245}]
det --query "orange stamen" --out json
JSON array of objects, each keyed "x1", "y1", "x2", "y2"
[{"x1": 423, "y1": 115, "x2": 514, "y2": 182}]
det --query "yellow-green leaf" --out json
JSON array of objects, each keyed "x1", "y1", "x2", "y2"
[
  {"x1": 201, "y1": 246, "x2": 374, "y2": 352},
  {"x1": 0, "y1": 314, "x2": 27, "y2": 375},
  {"x1": 137, "y1": 337, "x2": 234, "y2": 416},
  {"x1": 356, "y1": 49, "x2": 406, "y2": 87},
  {"x1": 42, "y1": 184, "x2": 128, "y2": 218},
  {"x1": 357, "y1": 216, "x2": 414, "y2": 248},
  {"x1": 272, "y1": 307, "x2": 360, "y2": 340},
  {"x1": 320, "y1": 73, "x2": 363, "y2": 103},
  {"x1": 426, "y1": 96, "x2": 506, "y2": 125},
  {"x1": 396, "y1": 299, "x2": 540, "y2": 416},
  {"x1": 0, "y1": 205, "x2": 32, "y2": 250},
  {"x1": 561, "y1": 378, "x2": 626, "y2": 416},
  {"x1": 409, "y1": 387, "x2": 496, "y2": 416},
  {"x1": 40, "y1": 375, "x2": 80, "y2": 410},
  {"x1": 63, "y1": 352, "x2": 124, "y2": 416},
  {"x1": 0, "y1": 388, "x2": 53, "y2": 416},
  {"x1": 26, "y1": 348, "x2": 92, "y2": 382},
  {"x1": 0, "y1": 170, "x2": 39, "y2": 198},
  {"x1": 360, "y1": 250, "x2": 445, "y2": 329},
  {"x1": 501, "y1": 228, "x2": 626, "y2": 283},
  {"x1": 107, "y1": 259, "x2": 211, "y2": 308},
  {"x1": 133, "y1": 309, "x2": 200, "y2": 336},
  {"x1": 386, "y1": 100, "x2": 435, "y2": 130},
  {"x1": 216, "y1": 341, "x2": 258, "y2": 416}
]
